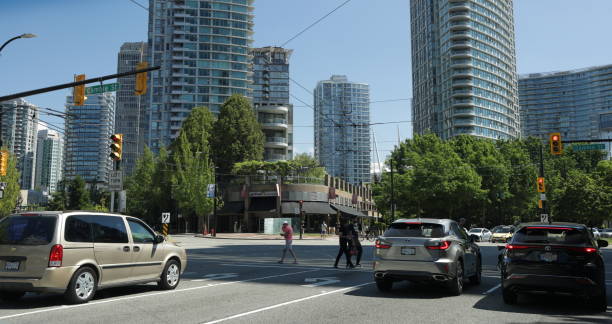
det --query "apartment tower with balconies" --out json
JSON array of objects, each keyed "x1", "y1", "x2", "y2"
[{"x1": 411, "y1": 0, "x2": 520, "y2": 140}]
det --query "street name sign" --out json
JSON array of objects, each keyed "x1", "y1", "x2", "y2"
[
  {"x1": 572, "y1": 144, "x2": 606, "y2": 152},
  {"x1": 161, "y1": 212, "x2": 171, "y2": 224},
  {"x1": 109, "y1": 171, "x2": 123, "y2": 191},
  {"x1": 85, "y1": 83, "x2": 119, "y2": 95}
]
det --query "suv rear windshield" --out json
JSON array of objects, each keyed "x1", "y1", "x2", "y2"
[
  {"x1": 0, "y1": 215, "x2": 57, "y2": 245},
  {"x1": 512, "y1": 226, "x2": 589, "y2": 245},
  {"x1": 384, "y1": 222, "x2": 445, "y2": 238}
]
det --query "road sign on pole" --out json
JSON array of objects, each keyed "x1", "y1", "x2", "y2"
[
  {"x1": 109, "y1": 170, "x2": 123, "y2": 191},
  {"x1": 540, "y1": 214, "x2": 549, "y2": 223},
  {"x1": 85, "y1": 83, "x2": 120, "y2": 95},
  {"x1": 161, "y1": 212, "x2": 171, "y2": 224}
]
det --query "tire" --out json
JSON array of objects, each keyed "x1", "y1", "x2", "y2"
[
  {"x1": 158, "y1": 259, "x2": 181, "y2": 290},
  {"x1": 0, "y1": 291, "x2": 25, "y2": 302},
  {"x1": 502, "y1": 287, "x2": 518, "y2": 305},
  {"x1": 588, "y1": 282, "x2": 608, "y2": 312},
  {"x1": 64, "y1": 267, "x2": 97, "y2": 304},
  {"x1": 469, "y1": 257, "x2": 482, "y2": 285},
  {"x1": 375, "y1": 278, "x2": 393, "y2": 292},
  {"x1": 448, "y1": 261, "x2": 464, "y2": 296}
]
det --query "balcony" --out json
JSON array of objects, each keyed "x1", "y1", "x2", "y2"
[
  {"x1": 454, "y1": 118, "x2": 476, "y2": 126},
  {"x1": 450, "y1": 49, "x2": 471, "y2": 58},
  {"x1": 260, "y1": 118, "x2": 288, "y2": 130},
  {"x1": 256, "y1": 105, "x2": 289, "y2": 114},
  {"x1": 453, "y1": 108, "x2": 475, "y2": 117},
  {"x1": 449, "y1": 1, "x2": 470, "y2": 11},
  {"x1": 265, "y1": 153, "x2": 287, "y2": 162},
  {"x1": 452, "y1": 99, "x2": 475, "y2": 107},
  {"x1": 265, "y1": 137, "x2": 288, "y2": 148},
  {"x1": 449, "y1": 20, "x2": 470, "y2": 30},
  {"x1": 450, "y1": 40, "x2": 471, "y2": 48},
  {"x1": 450, "y1": 59, "x2": 473, "y2": 68},
  {"x1": 452, "y1": 78, "x2": 473, "y2": 87},
  {"x1": 452, "y1": 68, "x2": 473, "y2": 77},
  {"x1": 449, "y1": 11, "x2": 470, "y2": 21},
  {"x1": 450, "y1": 30, "x2": 470, "y2": 40},
  {"x1": 452, "y1": 88, "x2": 474, "y2": 97}
]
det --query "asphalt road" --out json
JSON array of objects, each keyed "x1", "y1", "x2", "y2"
[{"x1": 0, "y1": 236, "x2": 611, "y2": 324}]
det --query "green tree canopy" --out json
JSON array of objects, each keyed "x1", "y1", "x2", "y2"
[{"x1": 0, "y1": 153, "x2": 21, "y2": 216}]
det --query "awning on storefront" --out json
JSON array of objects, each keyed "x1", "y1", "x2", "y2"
[
  {"x1": 281, "y1": 202, "x2": 300, "y2": 215},
  {"x1": 281, "y1": 201, "x2": 336, "y2": 215},
  {"x1": 331, "y1": 204, "x2": 371, "y2": 218},
  {"x1": 248, "y1": 197, "x2": 277, "y2": 212},
  {"x1": 217, "y1": 201, "x2": 244, "y2": 215}
]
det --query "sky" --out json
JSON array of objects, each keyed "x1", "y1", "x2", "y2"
[{"x1": 1, "y1": 0, "x2": 612, "y2": 166}]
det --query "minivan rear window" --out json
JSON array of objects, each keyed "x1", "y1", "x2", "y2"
[
  {"x1": 0, "y1": 215, "x2": 56, "y2": 245},
  {"x1": 384, "y1": 222, "x2": 445, "y2": 238},
  {"x1": 513, "y1": 226, "x2": 589, "y2": 245}
]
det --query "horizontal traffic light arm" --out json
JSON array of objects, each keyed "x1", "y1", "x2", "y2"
[
  {"x1": 0, "y1": 66, "x2": 160, "y2": 102},
  {"x1": 558, "y1": 138, "x2": 612, "y2": 144}
]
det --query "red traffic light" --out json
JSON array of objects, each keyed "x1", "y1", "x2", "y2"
[
  {"x1": 537, "y1": 178, "x2": 543, "y2": 184},
  {"x1": 552, "y1": 135, "x2": 559, "y2": 141}
]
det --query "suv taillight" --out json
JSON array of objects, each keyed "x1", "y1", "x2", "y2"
[
  {"x1": 375, "y1": 239, "x2": 391, "y2": 249},
  {"x1": 49, "y1": 244, "x2": 63, "y2": 267},
  {"x1": 426, "y1": 241, "x2": 451, "y2": 250}
]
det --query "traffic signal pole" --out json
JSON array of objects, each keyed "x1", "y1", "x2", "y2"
[{"x1": 538, "y1": 145, "x2": 550, "y2": 224}]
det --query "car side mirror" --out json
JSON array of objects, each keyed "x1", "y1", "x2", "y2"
[
  {"x1": 597, "y1": 239, "x2": 608, "y2": 248},
  {"x1": 155, "y1": 234, "x2": 165, "y2": 244}
]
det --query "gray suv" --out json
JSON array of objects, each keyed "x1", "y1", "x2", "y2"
[{"x1": 373, "y1": 218, "x2": 481, "y2": 295}]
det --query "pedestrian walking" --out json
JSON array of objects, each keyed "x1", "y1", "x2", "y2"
[
  {"x1": 351, "y1": 219, "x2": 363, "y2": 267},
  {"x1": 334, "y1": 219, "x2": 355, "y2": 269},
  {"x1": 321, "y1": 221, "x2": 328, "y2": 239},
  {"x1": 278, "y1": 221, "x2": 298, "y2": 264}
]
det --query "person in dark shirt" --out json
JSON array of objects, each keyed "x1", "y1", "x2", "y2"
[
  {"x1": 350, "y1": 219, "x2": 363, "y2": 267},
  {"x1": 333, "y1": 219, "x2": 355, "y2": 269}
]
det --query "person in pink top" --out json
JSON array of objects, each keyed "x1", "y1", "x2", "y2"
[{"x1": 278, "y1": 221, "x2": 298, "y2": 264}]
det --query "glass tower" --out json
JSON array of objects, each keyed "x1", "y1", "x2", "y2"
[
  {"x1": 64, "y1": 93, "x2": 115, "y2": 187},
  {"x1": 251, "y1": 46, "x2": 293, "y2": 161},
  {"x1": 519, "y1": 65, "x2": 612, "y2": 159},
  {"x1": 35, "y1": 129, "x2": 63, "y2": 193},
  {"x1": 147, "y1": 0, "x2": 254, "y2": 151},
  {"x1": 116, "y1": 42, "x2": 148, "y2": 176},
  {"x1": 410, "y1": 0, "x2": 520, "y2": 140},
  {"x1": 314, "y1": 75, "x2": 371, "y2": 185}
]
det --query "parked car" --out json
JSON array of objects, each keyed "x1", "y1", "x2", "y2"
[
  {"x1": 500, "y1": 222, "x2": 608, "y2": 311},
  {"x1": 468, "y1": 228, "x2": 492, "y2": 242},
  {"x1": 601, "y1": 228, "x2": 612, "y2": 238},
  {"x1": 373, "y1": 218, "x2": 481, "y2": 296},
  {"x1": 0, "y1": 211, "x2": 187, "y2": 304},
  {"x1": 490, "y1": 226, "x2": 514, "y2": 243}
]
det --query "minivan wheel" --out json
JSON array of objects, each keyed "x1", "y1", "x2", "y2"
[
  {"x1": 0, "y1": 291, "x2": 25, "y2": 302},
  {"x1": 448, "y1": 261, "x2": 464, "y2": 296},
  {"x1": 375, "y1": 278, "x2": 393, "y2": 292},
  {"x1": 158, "y1": 259, "x2": 181, "y2": 290},
  {"x1": 65, "y1": 267, "x2": 97, "y2": 304},
  {"x1": 469, "y1": 257, "x2": 482, "y2": 285},
  {"x1": 502, "y1": 287, "x2": 518, "y2": 305}
]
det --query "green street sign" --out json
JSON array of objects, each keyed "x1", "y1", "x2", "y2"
[
  {"x1": 571, "y1": 143, "x2": 606, "y2": 151},
  {"x1": 85, "y1": 83, "x2": 119, "y2": 95}
]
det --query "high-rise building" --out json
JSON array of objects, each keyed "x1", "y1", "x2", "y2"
[
  {"x1": 64, "y1": 93, "x2": 115, "y2": 187},
  {"x1": 116, "y1": 42, "x2": 148, "y2": 175},
  {"x1": 0, "y1": 98, "x2": 38, "y2": 189},
  {"x1": 251, "y1": 46, "x2": 293, "y2": 161},
  {"x1": 147, "y1": 0, "x2": 254, "y2": 151},
  {"x1": 35, "y1": 129, "x2": 63, "y2": 193},
  {"x1": 519, "y1": 64, "x2": 612, "y2": 158},
  {"x1": 410, "y1": 0, "x2": 520, "y2": 140},
  {"x1": 314, "y1": 75, "x2": 370, "y2": 185}
]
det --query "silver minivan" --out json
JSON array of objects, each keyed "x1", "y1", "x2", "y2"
[{"x1": 0, "y1": 211, "x2": 187, "y2": 304}]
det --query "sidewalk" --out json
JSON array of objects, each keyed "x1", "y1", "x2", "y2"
[{"x1": 194, "y1": 233, "x2": 334, "y2": 240}]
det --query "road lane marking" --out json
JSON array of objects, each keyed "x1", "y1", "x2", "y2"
[
  {"x1": 0, "y1": 269, "x2": 321, "y2": 321},
  {"x1": 201, "y1": 282, "x2": 374, "y2": 324},
  {"x1": 191, "y1": 273, "x2": 239, "y2": 282},
  {"x1": 302, "y1": 277, "x2": 340, "y2": 287},
  {"x1": 482, "y1": 284, "x2": 501, "y2": 295},
  {"x1": 220, "y1": 263, "x2": 372, "y2": 273}
]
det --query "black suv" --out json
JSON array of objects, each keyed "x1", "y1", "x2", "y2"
[{"x1": 500, "y1": 222, "x2": 608, "y2": 311}]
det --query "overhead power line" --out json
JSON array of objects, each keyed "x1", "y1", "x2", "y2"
[{"x1": 280, "y1": 0, "x2": 353, "y2": 47}]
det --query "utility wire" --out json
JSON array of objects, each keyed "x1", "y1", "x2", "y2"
[{"x1": 280, "y1": 0, "x2": 353, "y2": 47}]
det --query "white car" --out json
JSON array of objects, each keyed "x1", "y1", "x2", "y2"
[
  {"x1": 467, "y1": 228, "x2": 492, "y2": 242},
  {"x1": 592, "y1": 228, "x2": 601, "y2": 239},
  {"x1": 601, "y1": 228, "x2": 612, "y2": 238}
]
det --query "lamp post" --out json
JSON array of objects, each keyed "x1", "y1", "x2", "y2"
[{"x1": 0, "y1": 34, "x2": 37, "y2": 54}]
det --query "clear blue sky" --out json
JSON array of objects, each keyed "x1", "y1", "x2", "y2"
[{"x1": 1, "y1": 0, "x2": 612, "y2": 164}]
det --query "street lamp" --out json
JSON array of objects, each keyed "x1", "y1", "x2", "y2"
[{"x1": 0, "y1": 33, "x2": 37, "y2": 54}]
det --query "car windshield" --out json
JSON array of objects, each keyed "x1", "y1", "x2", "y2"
[
  {"x1": 469, "y1": 228, "x2": 482, "y2": 233},
  {"x1": 512, "y1": 226, "x2": 589, "y2": 245},
  {"x1": 495, "y1": 227, "x2": 512, "y2": 233},
  {"x1": 384, "y1": 222, "x2": 445, "y2": 238},
  {"x1": 0, "y1": 215, "x2": 57, "y2": 245}
]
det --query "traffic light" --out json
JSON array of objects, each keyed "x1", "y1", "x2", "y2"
[
  {"x1": 537, "y1": 177, "x2": 545, "y2": 193},
  {"x1": 73, "y1": 74, "x2": 86, "y2": 106},
  {"x1": 549, "y1": 133, "x2": 562, "y2": 155},
  {"x1": 134, "y1": 62, "x2": 148, "y2": 96},
  {"x1": 0, "y1": 150, "x2": 8, "y2": 177},
  {"x1": 109, "y1": 134, "x2": 123, "y2": 161}
]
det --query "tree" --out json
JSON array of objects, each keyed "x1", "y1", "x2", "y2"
[
  {"x1": 551, "y1": 169, "x2": 606, "y2": 226},
  {"x1": 125, "y1": 146, "x2": 157, "y2": 219},
  {"x1": 0, "y1": 153, "x2": 21, "y2": 216},
  {"x1": 212, "y1": 94, "x2": 264, "y2": 174},
  {"x1": 66, "y1": 176, "x2": 90, "y2": 210},
  {"x1": 47, "y1": 179, "x2": 67, "y2": 211}
]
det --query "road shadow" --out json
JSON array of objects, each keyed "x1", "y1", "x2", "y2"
[
  {"x1": 472, "y1": 291, "x2": 612, "y2": 322},
  {"x1": 345, "y1": 280, "x2": 489, "y2": 300}
]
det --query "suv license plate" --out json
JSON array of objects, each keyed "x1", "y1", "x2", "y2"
[
  {"x1": 540, "y1": 252, "x2": 557, "y2": 262},
  {"x1": 401, "y1": 247, "x2": 416, "y2": 255},
  {"x1": 4, "y1": 261, "x2": 20, "y2": 271}
]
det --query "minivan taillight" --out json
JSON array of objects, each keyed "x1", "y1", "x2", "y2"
[
  {"x1": 426, "y1": 241, "x2": 451, "y2": 250},
  {"x1": 375, "y1": 239, "x2": 391, "y2": 249},
  {"x1": 49, "y1": 244, "x2": 63, "y2": 267}
]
